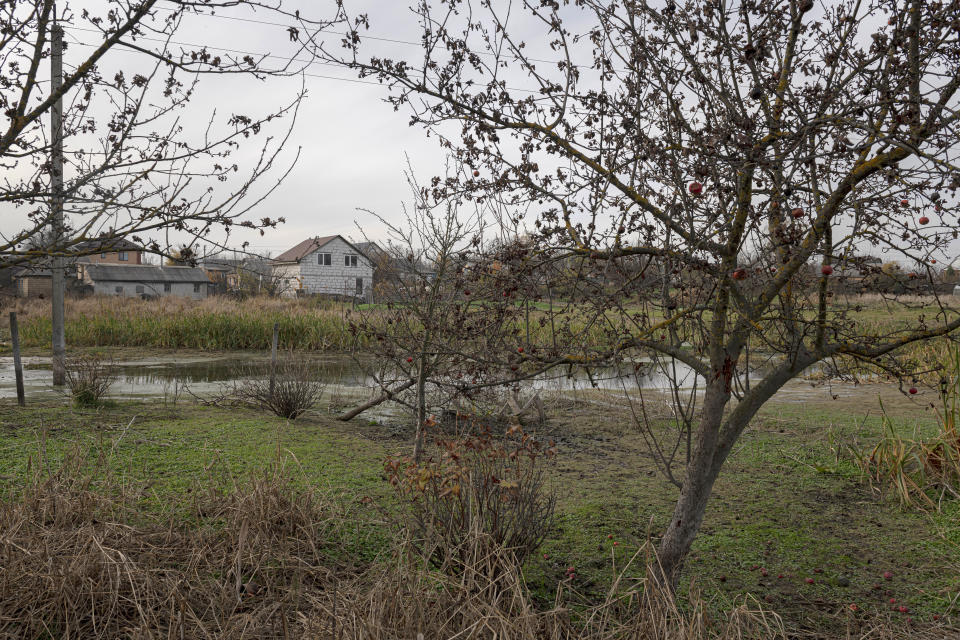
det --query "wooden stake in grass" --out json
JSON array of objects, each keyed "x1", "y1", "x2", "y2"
[
  {"x1": 9, "y1": 312, "x2": 25, "y2": 406},
  {"x1": 270, "y1": 321, "x2": 278, "y2": 400}
]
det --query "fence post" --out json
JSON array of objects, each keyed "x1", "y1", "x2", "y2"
[
  {"x1": 270, "y1": 321, "x2": 278, "y2": 399},
  {"x1": 9, "y1": 312, "x2": 25, "y2": 406}
]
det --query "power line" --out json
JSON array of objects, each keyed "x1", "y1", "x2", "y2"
[
  {"x1": 63, "y1": 28, "x2": 402, "y2": 87},
  {"x1": 63, "y1": 26, "x2": 562, "y2": 95},
  {"x1": 150, "y1": 2, "x2": 576, "y2": 69}
]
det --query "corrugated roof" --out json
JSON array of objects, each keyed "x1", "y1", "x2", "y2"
[
  {"x1": 273, "y1": 236, "x2": 337, "y2": 263},
  {"x1": 85, "y1": 264, "x2": 210, "y2": 283}
]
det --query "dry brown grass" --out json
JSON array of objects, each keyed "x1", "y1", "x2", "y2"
[
  {"x1": 0, "y1": 441, "x2": 955, "y2": 639},
  {"x1": 7, "y1": 294, "x2": 327, "y2": 319}
]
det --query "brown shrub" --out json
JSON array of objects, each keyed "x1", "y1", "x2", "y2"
[{"x1": 384, "y1": 420, "x2": 557, "y2": 576}]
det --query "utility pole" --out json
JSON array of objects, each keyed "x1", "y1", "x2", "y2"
[{"x1": 50, "y1": 14, "x2": 66, "y2": 386}]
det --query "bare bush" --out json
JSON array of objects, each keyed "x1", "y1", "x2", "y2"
[
  {"x1": 231, "y1": 356, "x2": 325, "y2": 419},
  {"x1": 63, "y1": 354, "x2": 115, "y2": 407},
  {"x1": 384, "y1": 419, "x2": 557, "y2": 574}
]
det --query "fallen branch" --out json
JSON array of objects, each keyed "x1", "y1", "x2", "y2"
[{"x1": 337, "y1": 379, "x2": 415, "y2": 421}]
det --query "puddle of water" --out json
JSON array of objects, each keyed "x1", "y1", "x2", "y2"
[{"x1": 0, "y1": 353, "x2": 859, "y2": 404}]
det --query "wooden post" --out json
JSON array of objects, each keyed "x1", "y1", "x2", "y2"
[
  {"x1": 269, "y1": 322, "x2": 278, "y2": 398},
  {"x1": 9, "y1": 312, "x2": 25, "y2": 406},
  {"x1": 50, "y1": 19, "x2": 66, "y2": 386}
]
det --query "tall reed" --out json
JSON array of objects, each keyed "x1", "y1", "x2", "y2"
[
  {"x1": 14, "y1": 296, "x2": 356, "y2": 351},
  {"x1": 850, "y1": 347, "x2": 960, "y2": 510}
]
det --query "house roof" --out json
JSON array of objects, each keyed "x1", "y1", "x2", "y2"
[
  {"x1": 273, "y1": 235, "x2": 370, "y2": 264},
  {"x1": 11, "y1": 266, "x2": 53, "y2": 278},
  {"x1": 353, "y1": 241, "x2": 385, "y2": 260},
  {"x1": 73, "y1": 238, "x2": 144, "y2": 253},
  {"x1": 85, "y1": 264, "x2": 210, "y2": 283},
  {"x1": 273, "y1": 236, "x2": 338, "y2": 263}
]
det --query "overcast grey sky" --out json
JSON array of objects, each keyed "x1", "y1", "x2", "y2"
[
  {"x1": 9, "y1": 1, "x2": 960, "y2": 265},
  {"x1": 9, "y1": 1, "x2": 459, "y2": 257},
  {"x1": 51, "y1": 0, "x2": 586, "y2": 257},
  {"x1": 145, "y1": 1, "x2": 453, "y2": 255}
]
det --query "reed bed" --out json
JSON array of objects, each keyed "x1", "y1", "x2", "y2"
[
  {"x1": 6, "y1": 295, "x2": 957, "y2": 377},
  {"x1": 12, "y1": 296, "x2": 356, "y2": 351},
  {"x1": 8, "y1": 296, "x2": 614, "y2": 353}
]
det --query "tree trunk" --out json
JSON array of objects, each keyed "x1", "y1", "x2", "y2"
[
  {"x1": 656, "y1": 380, "x2": 730, "y2": 585},
  {"x1": 412, "y1": 358, "x2": 428, "y2": 462},
  {"x1": 656, "y1": 352, "x2": 814, "y2": 586}
]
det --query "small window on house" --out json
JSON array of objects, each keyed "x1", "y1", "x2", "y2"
[
  {"x1": 100, "y1": 252, "x2": 107, "y2": 258},
  {"x1": 193, "y1": 283, "x2": 201, "y2": 293},
  {"x1": 163, "y1": 283, "x2": 171, "y2": 293},
  {"x1": 114, "y1": 286, "x2": 123, "y2": 294},
  {"x1": 119, "y1": 251, "x2": 128, "y2": 261},
  {"x1": 345, "y1": 254, "x2": 358, "y2": 267},
  {"x1": 135, "y1": 285, "x2": 144, "y2": 294},
  {"x1": 318, "y1": 253, "x2": 331, "y2": 266}
]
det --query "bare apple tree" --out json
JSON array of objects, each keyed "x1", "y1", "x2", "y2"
[
  {"x1": 343, "y1": 160, "x2": 557, "y2": 460},
  {"x1": 0, "y1": 0, "x2": 328, "y2": 267},
  {"x1": 313, "y1": 0, "x2": 960, "y2": 583}
]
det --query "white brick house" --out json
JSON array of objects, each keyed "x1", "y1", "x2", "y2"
[{"x1": 272, "y1": 235, "x2": 374, "y2": 299}]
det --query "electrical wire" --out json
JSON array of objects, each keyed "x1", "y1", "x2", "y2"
[{"x1": 63, "y1": 25, "x2": 568, "y2": 95}]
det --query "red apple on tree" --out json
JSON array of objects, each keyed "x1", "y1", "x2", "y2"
[
  {"x1": 821, "y1": 264, "x2": 834, "y2": 276},
  {"x1": 688, "y1": 181, "x2": 703, "y2": 195},
  {"x1": 732, "y1": 268, "x2": 747, "y2": 280},
  {"x1": 909, "y1": 387, "x2": 918, "y2": 395},
  {"x1": 901, "y1": 199, "x2": 909, "y2": 206},
  {"x1": 472, "y1": 169, "x2": 480, "y2": 177},
  {"x1": 918, "y1": 216, "x2": 930, "y2": 225},
  {"x1": 791, "y1": 207, "x2": 804, "y2": 219},
  {"x1": 407, "y1": 357, "x2": 413, "y2": 363}
]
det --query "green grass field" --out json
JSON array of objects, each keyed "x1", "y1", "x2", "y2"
[{"x1": 0, "y1": 386, "x2": 956, "y2": 636}]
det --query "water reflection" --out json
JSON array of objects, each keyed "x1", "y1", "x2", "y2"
[{"x1": 1, "y1": 353, "x2": 722, "y2": 399}]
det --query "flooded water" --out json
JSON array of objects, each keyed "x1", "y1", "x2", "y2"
[{"x1": 0, "y1": 352, "x2": 858, "y2": 404}]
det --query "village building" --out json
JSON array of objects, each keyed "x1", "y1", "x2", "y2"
[
  {"x1": 12, "y1": 238, "x2": 149, "y2": 299},
  {"x1": 78, "y1": 264, "x2": 211, "y2": 299},
  {"x1": 272, "y1": 235, "x2": 374, "y2": 299},
  {"x1": 12, "y1": 266, "x2": 55, "y2": 299},
  {"x1": 74, "y1": 238, "x2": 144, "y2": 265}
]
